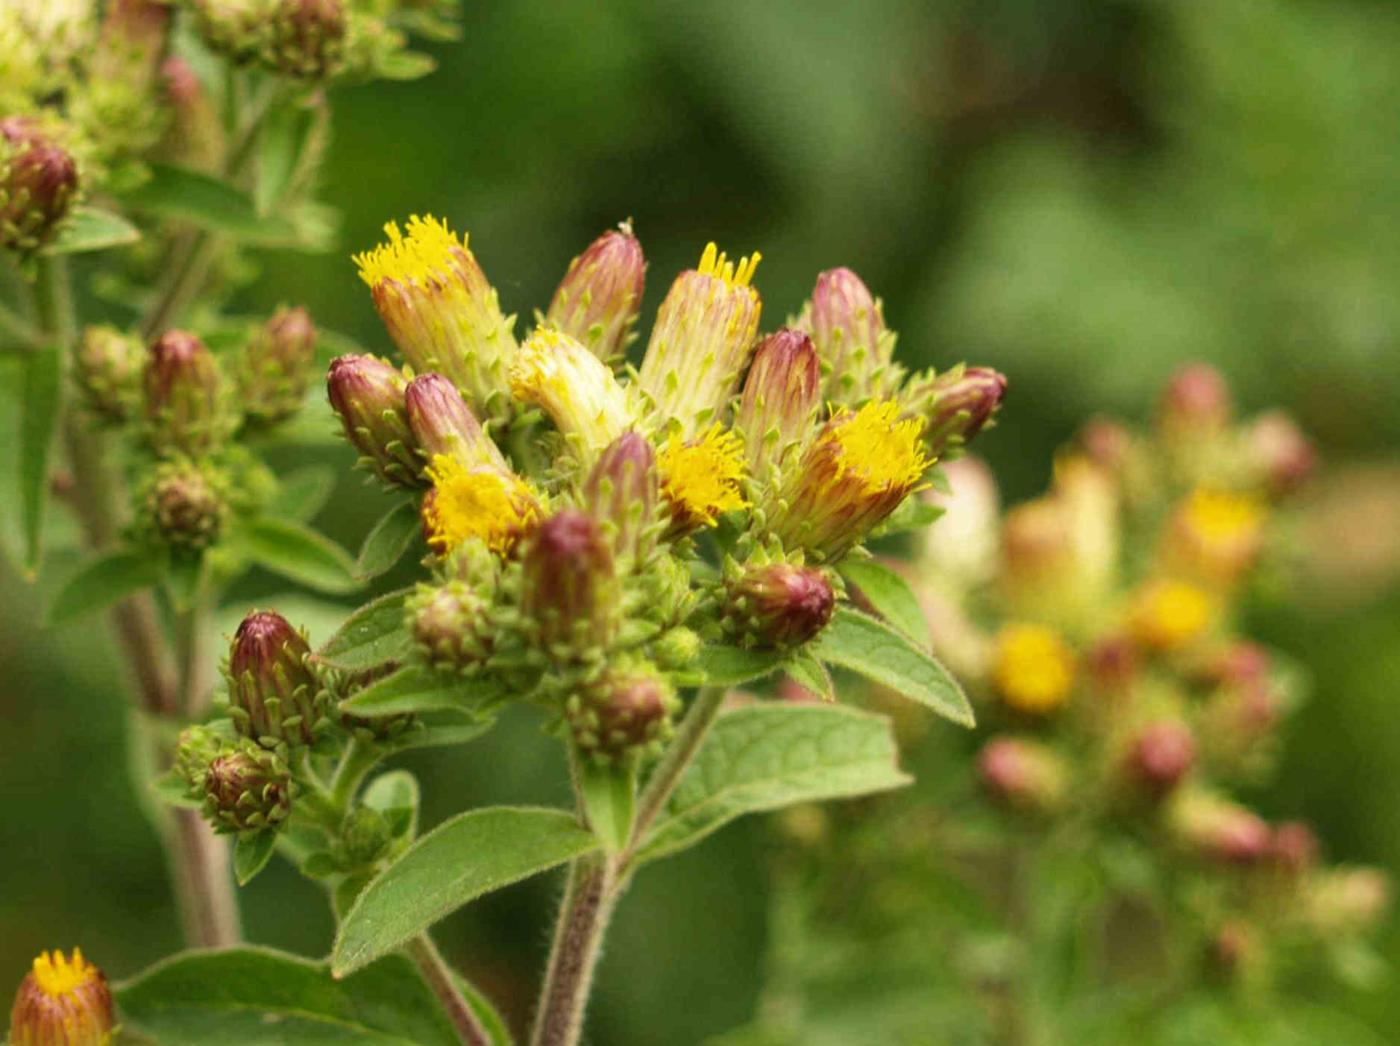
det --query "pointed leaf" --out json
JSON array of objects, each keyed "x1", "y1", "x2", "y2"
[
  {"x1": 243, "y1": 517, "x2": 359, "y2": 594},
  {"x1": 355, "y1": 499, "x2": 421, "y2": 580},
  {"x1": 233, "y1": 831, "x2": 277, "y2": 885},
  {"x1": 45, "y1": 546, "x2": 165, "y2": 625},
  {"x1": 362, "y1": 770, "x2": 420, "y2": 842},
  {"x1": 20, "y1": 342, "x2": 63, "y2": 577},
  {"x1": 638, "y1": 704, "x2": 910, "y2": 863},
  {"x1": 839, "y1": 558, "x2": 930, "y2": 647},
  {"x1": 810, "y1": 607, "x2": 974, "y2": 727},
  {"x1": 333, "y1": 807, "x2": 597, "y2": 976},
  {"x1": 316, "y1": 589, "x2": 414, "y2": 671},
  {"x1": 693, "y1": 643, "x2": 786, "y2": 687},
  {"x1": 123, "y1": 164, "x2": 289, "y2": 244},
  {"x1": 42, "y1": 206, "x2": 140, "y2": 255},
  {"x1": 275, "y1": 465, "x2": 338, "y2": 522},
  {"x1": 782, "y1": 651, "x2": 834, "y2": 700},
  {"x1": 339, "y1": 665, "x2": 508, "y2": 718}
]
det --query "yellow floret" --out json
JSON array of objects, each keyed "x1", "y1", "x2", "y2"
[{"x1": 992, "y1": 623, "x2": 1075, "y2": 714}]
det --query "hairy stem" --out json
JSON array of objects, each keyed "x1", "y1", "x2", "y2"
[
  {"x1": 529, "y1": 855, "x2": 617, "y2": 1046},
  {"x1": 405, "y1": 934, "x2": 495, "y2": 1046},
  {"x1": 627, "y1": 684, "x2": 727, "y2": 857}
]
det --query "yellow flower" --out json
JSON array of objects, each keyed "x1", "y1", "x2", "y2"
[
  {"x1": 10, "y1": 948, "x2": 113, "y2": 1046},
  {"x1": 510, "y1": 327, "x2": 635, "y2": 456},
  {"x1": 992, "y1": 623, "x2": 1076, "y2": 715},
  {"x1": 1130, "y1": 578, "x2": 1214, "y2": 652},
  {"x1": 1164, "y1": 488, "x2": 1265, "y2": 587},
  {"x1": 658, "y1": 424, "x2": 748, "y2": 533},
  {"x1": 423, "y1": 454, "x2": 538, "y2": 556}
]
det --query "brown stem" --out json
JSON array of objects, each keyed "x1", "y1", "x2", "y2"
[
  {"x1": 171, "y1": 808, "x2": 241, "y2": 948},
  {"x1": 529, "y1": 855, "x2": 617, "y2": 1046},
  {"x1": 404, "y1": 935, "x2": 495, "y2": 1046}
]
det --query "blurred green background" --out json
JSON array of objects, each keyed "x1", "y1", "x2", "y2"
[{"x1": 5, "y1": 0, "x2": 1400, "y2": 1041}]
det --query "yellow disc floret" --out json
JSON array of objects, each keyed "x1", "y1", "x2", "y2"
[
  {"x1": 425, "y1": 455, "x2": 538, "y2": 556},
  {"x1": 354, "y1": 214, "x2": 466, "y2": 288},
  {"x1": 696, "y1": 241, "x2": 761, "y2": 294},
  {"x1": 658, "y1": 424, "x2": 749, "y2": 531},
  {"x1": 826, "y1": 399, "x2": 929, "y2": 495},
  {"x1": 1183, "y1": 489, "x2": 1264, "y2": 543},
  {"x1": 992, "y1": 623, "x2": 1076, "y2": 714},
  {"x1": 510, "y1": 327, "x2": 634, "y2": 453},
  {"x1": 11, "y1": 948, "x2": 113, "y2": 1046},
  {"x1": 1130, "y1": 578, "x2": 1214, "y2": 652},
  {"x1": 30, "y1": 950, "x2": 96, "y2": 999}
]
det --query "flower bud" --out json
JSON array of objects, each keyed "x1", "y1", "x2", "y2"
[
  {"x1": 1243, "y1": 410, "x2": 1315, "y2": 497},
  {"x1": 1166, "y1": 789, "x2": 1270, "y2": 865},
  {"x1": 1127, "y1": 720, "x2": 1195, "y2": 796},
  {"x1": 143, "y1": 458, "x2": 227, "y2": 552},
  {"x1": 658, "y1": 424, "x2": 749, "y2": 537},
  {"x1": 143, "y1": 330, "x2": 228, "y2": 455},
  {"x1": 189, "y1": 0, "x2": 277, "y2": 64},
  {"x1": 159, "y1": 57, "x2": 225, "y2": 172},
  {"x1": 546, "y1": 224, "x2": 646, "y2": 364},
  {"x1": 510, "y1": 327, "x2": 634, "y2": 458},
  {"x1": 1269, "y1": 821, "x2": 1318, "y2": 876},
  {"x1": 1161, "y1": 488, "x2": 1264, "y2": 589},
  {"x1": 203, "y1": 739, "x2": 293, "y2": 834},
  {"x1": 991, "y1": 623, "x2": 1075, "y2": 715},
  {"x1": 73, "y1": 325, "x2": 143, "y2": 423},
  {"x1": 354, "y1": 215, "x2": 518, "y2": 423},
  {"x1": 802, "y1": 267, "x2": 894, "y2": 402},
  {"x1": 326, "y1": 354, "x2": 422, "y2": 488},
  {"x1": 227, "y1": 610, "x2": 328, "y2": 748},
  {"x1": 340, "y1": 807, "x2": 392, "y2": 866},
  {"x1": 268, "y1": 0, "x2": 346, "y2": 79},
  {"x1": 521, "y1": 510, "x2": 618, "y2": 657},
  {"x1": 903, "y1": 366, "x2": 1007, "y2": 458},
  {"x1": 769, "y1": 400, "x2": 929, "y2": 560},
  {"x1": 583, "y1": 431, "x2": 659, "y2": 566},
  {"x1": 1077, "y1": 416, "x2": 1134, "y2": 475},
  {"x1": 8, "y1": 948, "x2": 113, "y2": 1046},
  {"x1": 568, "y1": 659, "x2": 677, "y2": 762},
  {"x1": 736, "y1": 328, "x2": 821, "y2": 479},
  {"x1": 0, "y1": 117, "x2": 79, "y2": 254},
  {"x1": 404, "y1": 372, "x2": 505, "y2": 471},
  {"x1": 1304, "y1": 868, "x2": 1391, "y2": 935},
  {"x1": 407, "y1": 578, "x2": 494, "y2": 674},
  {"x1": 239, "y1": 306, "x2": 318, "y2": 428},
  {"x1": 639, "y1": 241, "x2": 762, "y2": 435},
  {"x1": 978, "y1": 736, "x2": 1068, "y2": 815},
  {"x1": 722, "y1": 559, "x2": 835, "y2": 648},
  {"x1": 1159, "y1": 363, "x2": 1231, "y2": 437},
  {"x1": 1129, "y1": 578, "x2": 1214, "y2": 653},
  {"x1": 173, "y1": 723, "x2": 228, "y2": 797},
  {"x1": 652, "y1": 625, "x2": 700, "y2": 671}
]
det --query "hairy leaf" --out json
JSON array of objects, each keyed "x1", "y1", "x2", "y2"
[
  {"x1": 579, "y1": 758, "x2": 636, "y2": 853},
  {"x1": 839, "y1": 558, "x2": 930, "y2": 647},
  {"x1": 275, "y1": 465, "x2": 338, "y2": 522},
  {"x1": 339, "y1": 666, "x2": 508, "y2": 719},
  {"x1": 356, "y1": 499, "x2": 421, "y2": 580},
  {"x1": 42, "y1": 206, "x2": 140, "y2": 255},
  {"x1": 694, "y1": 643, "x2": 786, "y2": 687},
  {"x1": 45, "y1": 547, "x2": 164, "y2": 625},
  {"x1": 123, "y1": 165, "x2": 289, "y2": 244},
  {"x1": 233, "y1": 832, "x2": 277, "y2": 886},
  {"x1": 316, "y1": 589, "x2": 415, "y2": 671},
  {"x1": 243, "y1": 517, "x2": 359, "y2": 594}
]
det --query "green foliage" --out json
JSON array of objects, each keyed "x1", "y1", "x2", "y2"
[
  {"x1": 337, "y1": 666, "x2": 508, "y2": 719},
  {"x1": 838, "y1": 558, "x2": 930, "y2": 648},
  {"x1": 41, "y1": 208, "x2": 141, "y2": 256},
  {"x1": 44, "y1": 547, "x2": 165, "y2": 625},
  {"x1": 355, "y1": 500, "x2": 422, "y2": 580},
  {"x1": 316, "y1": 589, "x2": 416, "y2": 671},
  {"x1": 240, "y1": 517, "x2": 360, "y2": 594},
  {"x1": 18, "y1": 342, "x2": 63, "y2": 576}
]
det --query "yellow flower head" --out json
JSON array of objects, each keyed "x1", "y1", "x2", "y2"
[
  {"x1": 658, "y1": 424, "x2": 749, "y2": 533},
  {"x1": 354, "y1": 214, "x2": 466, "y2": 289},
  {"x1": 510, "y1": 327, "x2": 634, "y2": 455},
  {"x1": 1166, "y1": 488, "x2": 1265, "y2": 587},
  {"x1": 825, "y1": 400, "x2": 929, "y2": 493},
  {"x1": 1130, "y1": 578, "x2": 1214, "y2": 652},
  {"x1": 11, "y1": 948, "x2": 113, "y2": 1046},
  {"x1": 992, "y1": 623, "x2": 1076, "y2": 715},
  {"x1": 424, "y1": 455, "x2": 539, "y2": 556},
  {"x1": 695, "y1": 240, "x2": 762, "y2": 293}
]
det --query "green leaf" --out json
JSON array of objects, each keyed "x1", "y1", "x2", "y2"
[
  {"x1": 380, "y1": 715, "x2": 495, "y2": 753},
  {"x1": 243, "y1": 517, "x2": 359, "y2": 594},
  {"x1": 638, "y1": 703, "x2": 911, "y2": 863},
  {"x1": 356, "y1": 499, "x2": 421, "y2": 580},
  {"x1": 45, "y1": 546, "x2": 164, "y2": 625},
  {"x1": 164, "y1": 551, "x2": 205, "y2": 612},
  {"x1": 275, "y1": 465, "x2": 338, "y2": 522},
  {"x1": 233, "y1": 831, "x2": 277, "y2": 886},
  {"x1": 19, "y1": 342, "x2": 63, "y2": 577},
  {"x1": 693, "y1": 643, "x2": 786, "y2": 687},
  {"x1": 316, "y1": 589, "x2": 414, "y2": 671},
  {"x1": 839, "y1": 558, "x2": 930, "y2": 647},
  {"x1": 579, "y1": 758, "x2": 636, "y2": 853},
  {"x1": 377, "y1": 51, "x2": 438, "y2": 80},
  {"x1": 41, "y1": 206, "x2": 140, "y2": 255},
  {"x1": 123, "y1": 164, "x2": 289, "y2": 244},
  {"x1": 783, "y1": 650, "x2": 833, "y2": 700},
  {"x1": 362, "y1": 770, "x2": 420, "y2": 842},
  {"x1": 339, "y1": 666, "x2": 508, "y2": 718},
  {"x1": 116, "y1": 947, "x2": 478, "y2": 1046},
  {"x1": 810, "y1": 607, "x2": 974, "y2": 728},
  {"x1": 333, "y1": 807, "x2": 597, "y2": 976}
]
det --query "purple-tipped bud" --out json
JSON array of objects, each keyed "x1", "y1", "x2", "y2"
[
  {"x1": 1127, "y1": 720, "x2": 1195, "y2": 796},
  {"x1": 568, "y1": 660, "x2": 677, "y2": 762},
  {"x1": 270, "y1": 0, "x2": 346, "y2": 79},
  {"x1": 805, "y1": 267, "x2": 891, "y2": 401},
  {"x1": 583, "y1": 431, "x2": 658, "y2": 565},
  {"x1": 1269, "y1": 821, "x2": 1319, "y2": 875},
  {"x1": 1167, "y1": 789, "x2": 1270, "y2": 865},
  {"x1": 227, "y1": 610, "x2": 327, "y2": 748},
  {"x1": 1078, "y1": 416, "x2": 1134, "y2": 475},
  {"x1": 404, "y1": 372, "x2": 503, "y2": 472},
  {"x1": 160, "y1": 57, "x2": 225, "y2": 172},
  {"x1": 1243, "y1": 410, "x2": 1315, "y2": 497},
  {"x1": 908, "y1": 366, "x2": 1008, "y2": 458},
  {"x1": 407, "y1": 580, "x2": 493, "y2": 674},
  {"x1": 74, "y1": 325, "x2": 144, "y2": 423},
  {"x1": 977, "y1": 736, "x2": 1068, "y2": 815},
  {"x1": 326, "y1": 354, "x2": 423, "y2": 488},
  {"x1": 521, "y1": 510, "x2": 618, "y2": 657},
  {"x1": 737, "y1": 328, "x2": 822, "y2": 476},
  {"x1": 722, "y1": 560, "x2": 835, "y2": 648},
  {"x1": 239, "y1": 306, "x2": 317, "y2": 428},
  {"x1": 144, "y1": 459, "x2": 227, "y2": 552},
  {"x1": 9, "y1": 948, "x2": 114, "y2": 1046},
  {"x1": 546, "y1": 224, "x2": 646, "y2": 364},
  {"x1": 143, "y1": 330, "x2": 229, "y2": 454},
  {"x1": 0, "y1": 118, "x2": 79, "y2": 254},
  {"x1": 203, "y1": 740, "x2": 293, "y2": 835},
  {"x1": 1159, "y1": 363, "x2": 1231, "y2": 436}
]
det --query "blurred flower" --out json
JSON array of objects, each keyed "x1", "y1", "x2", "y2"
[
  {"x1": 159, "y1": 57, "x2": 224, "y2": 172},
  {"x1": 8, "y1": 948, "x2": 112, "y2": 1046},
  {"x1": 1162, "y1": 488, "x2": 1265, "y2": 588},
  {"x1": 143, "y1": 458, "x2": 227, "y2": 552},
  {"x1": 915, "y1": 456, "x2": 1000, "y2": 592},
  {"x1": 1127, "y1": 720, "x2": 1196, "y2": 796},
  {"x1": 1304, "y1": 867, "x2": 1392, "y2": 934},
  {"x1": 510, "y1": 327, "x2": 635, "y2": 457},
  {"x1": 1269, "y1": 821, "x2": 1319, "y2": 876},
  {"x1": 1129, "y1": 578, "x2": 1214, "y2": 652},
  {"x1": 422, "y1": 454, "x2": 538, "y2": 557},
  {"x1": 326, "y1": 354, "x2": 421, "y2": 488},
  {"x1": 0, "y1": 117, "x2": 78, "y2": 254},
  {"x1": 991, "y1": 623, "x2": 1075, "y2": 715},
  {"x1": 73, "y1": 325, "x2": 143, "y2": 423},
  {"x1": 1166, "y1": 788, "x2": 1270, "y2": 865},
  {"x1": 546, "y1": 222, "x2": 645, "y2": 365},
  {"x1": 268, "y1": 0, "x2": 345, "y2": 79},
  {"x1": 978, "y1": 736, "x2": 1068, "y2": 814},
  {"x1": 657, "y1": 423, "x2": 748, "y2": 535},
  {"x1": 1242, "y1": 410, "x2": 1315, "y2": 497},
  {"x1": 143, "y1": 329, "x2": 229, "y2": 455},
  {"x1": 239, "y1": 306, "x2": 318, "y2": 428},
  {"x1": 1158, "y1": 363, "x2": 1231, "y2": 438}
]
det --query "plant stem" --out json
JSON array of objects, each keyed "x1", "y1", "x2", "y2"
[
  {"x1": 529, "y1": 854, "x2": 617, "y2": 1046},
  {"x1": 626, "y1": 684, "x2": 727, "y2": 858},
  {"x1": 330, "y1": 736, "x2": 379, "y2": 809},
  {"x1": 405, "y1": 934, "x2": 495, "y2": 1046}
]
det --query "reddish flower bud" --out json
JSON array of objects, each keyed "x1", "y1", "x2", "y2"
[
  {"x1": 9, "y1": 949, "x2": 113, "y2": 1046},
  {"x1": 74, "y1": 325, "x2": 143, "y2": 423},
  {"x1": 1078, "y1": 416, "x2": 1134, "y2": 475},
  {"x1": 583, "y1": 431, "x2": 659, "y2": 566},
  {"x1": 404, "y1": 372, "x2": 503, "y2": 471},
  {"x1": 1159, "y1": 363, "x2": 1231, "y2": 436},
  {"x1": 977, "y1": 736, "x2": 1068, "y2": 815},
  {"x1": 94, "y1": 0, "x2": 171, "y2": 92},
  {"x1": 239, "y1": 306, "x2": 317, "y2": 427},
  {"x1": 804, "y1": 267, "x2": 894, "y2": 402},
  {"x1": 568, "y1": 660, "x2": 677, "y2": 762},
  {"x1": 407, "y1": 577, "x2": 495, "y2": 674},
  {"x1": 1207, "y1": 921, "x2": 1258, "y2": 978},
  {"x1": 546, "y1": 224, "x2": 646, "y2": 364},
  {"x1": 203, "y1": 740, "x2": 293, "y2": 835},
  {"x1": 1243, "y1": 410, "x2": 1315, "y2": 497},
  {"x1": 905, "y1": 366, "x2": 1008, "y2": 458},
  {"x1": 143, "y1": 458, "x2": 227, "y2": 552},
  {"x1": 0, "y1": 118, "x2": 78, "y2": 254},
  {"x1": 1269, "y1": 821, "x2": 1319, "y2": 875},
  {"x1": 270, "y1": 0, "x2": 346, "y2": 79},
  {"x1": 722, "y1": 560, "x2": 835, "y2": 648},
  {"x1": 143, "y1": 330, "x2": 229, "y2": 454},
  {"x1": 326, "y1": 354, "x2": 423, "y2": 488},
  {"x1": 1128, "y1": 720, "x2": 1196, "y2": 796},
  {"x1": 521, "y1": 510, "x2": 618, "y2": 657},
  {"x1": 736, "y1": 328, "x2": 821, "y2": 478},
  {"x1": 1167, "y1": 789, "x2": 1270, "y2": 865},
  {"x1": 227, "y1": 610, "x2": 327, "y2": 747}
]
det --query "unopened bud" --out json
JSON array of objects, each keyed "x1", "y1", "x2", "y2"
[
  {"x1": 510, "y1": 327, "x2": 634, "y2": 457},
  {"x1": 0, "y1": 118, "x2": 79, "y2": 254},
  {"x1": 404, "y1": 372, "x2": 504, "y2": 471},
  {"x1": 239, "y1": 306, "x2": 317, "y2": 428},
  {"x1": 340, "y1": 807, "x2": 392, "y2": 866},
  {"x1": 74, "y1": 325, "x2": 143, "y2": 423},
  {"x1": 583, "y1": 431, "x2": 659, "y2": 566},
  {"x1": 227, "y1": 610, "x2": 327, "y2": 748},
  {"x1": 1077, "y1": 416, "x2": 1134, "y2": 475},
  {"x1": 546, "y1": 224, "x2": 646, "y2": 364},
  {"x1": 326, "y1": 354, "x2": 422, "y2": 488},
  {"x1": 639, "y1": 241, "x2": 762, "y2": 435},
  {"x1": 203, "y1": 740, "x2": 293, "y2": 834},
  {"x1": 407, "y1": 578, "x2": 494, "y2": 674},
  {"x1": 1084, "y1": 634, "x2": 1137, "y2": 693},
  {"x1": 736, "y1": 328, "x2": 821, "y2": 478},
  {"x1": 1127, "y1": 720, "x2": 1195, "y2": 796},
  {"x1": 143, "y1": 330, "x2": 228, "y2": 454},
  {"x1": 652, "y1": 626, "x2": 700, "y2": 671},
  {"x1": 521, "y1": 510, "x2": 618, "y2": 657},
  {"x1": 190, "y1": 0, "x2": 276, "y2": 64},
  {"x1": 977, "y1": 736, "x2": 1068, "y2": 814},
  {"x1": 1159, "y1": 363, "x2": 1230, "y2": 441},
  {"x1": 269, "y1": 0, "x2": 346, "y2": 79},
  {"x1": 803, "y1": 267, "x2": 894, "y2": 402},
  {"x1": 1167, "y1": 789, "x2": 1270, "y2": 865},
  {"x1": 94, "y1": 0, "x2": 171, "y2": 91},
  {"x1": 8, "y1": 949, "x2": 113, "y2": 1046},
  {"x1": 143, "y1": 458, "x2": 227, "y2": 552},
  {"x1": 722, "y1": 559, "x2": 835, "y2": 649},
  {"x1": 1243, "y1": 410, "x2": 1315, "y2": 497},
  {"x1": 904, "y1": 366, "x2": 1008, "y2": 458},
  {"x1": 1269, "y1": 821, "x2": 1318, "y2": 875},
  {"x1": 568, "y1": 660, "x2": 677, "y2": 762}
]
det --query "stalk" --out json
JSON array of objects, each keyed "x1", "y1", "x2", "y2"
[{"x1": 404, "y1": 934, "x2": 496, "y2": 1046}]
